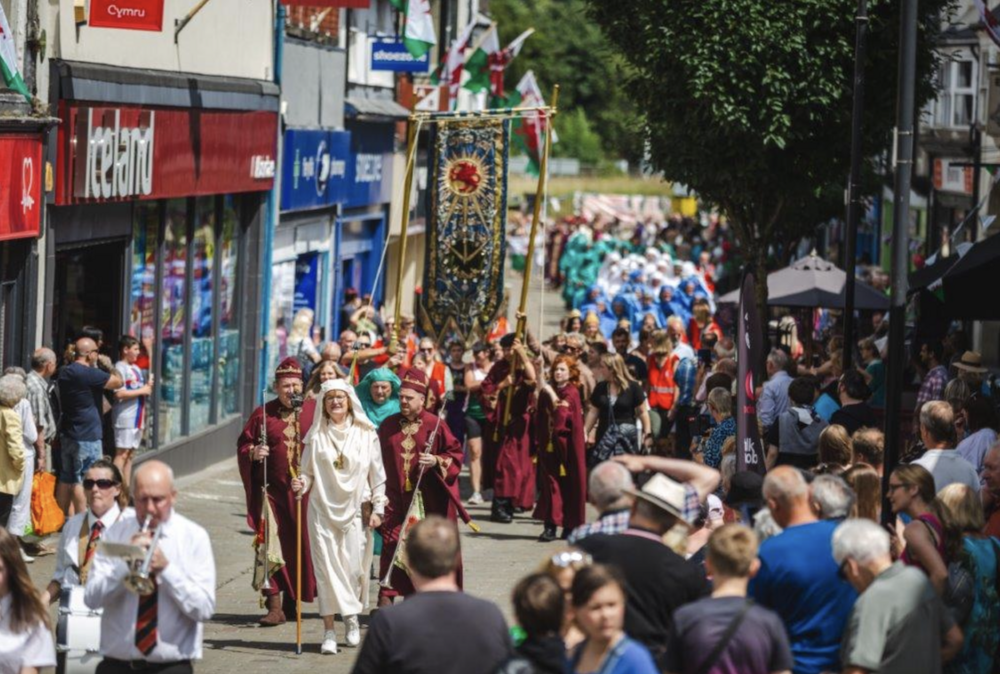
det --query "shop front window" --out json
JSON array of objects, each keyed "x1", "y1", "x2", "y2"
[
  {"x1": 159, "y1": 199, "x2": 188, "y2": 446},
  {"x1": 130, "y1": 203, "x2": 159, "y2": 369},
  {"x1": 189, "y1": 198, "x2": 215, "y2": 433},
  {"x1": 218, "y1": 197, "x2": 241, "y2": 418}
]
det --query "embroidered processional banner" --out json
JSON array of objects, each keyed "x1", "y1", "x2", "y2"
[{"x1": 420, "y1": 117, "x2": 510, "y2": 344}]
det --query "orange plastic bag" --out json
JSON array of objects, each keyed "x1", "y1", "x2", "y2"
[{"x1": 31, "y1": 472, "x2": 65, "y2": 536}]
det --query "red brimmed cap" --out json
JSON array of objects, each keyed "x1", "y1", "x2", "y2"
[{"x1": 275, "y1": 357, "x2": 303, "y2": 381}]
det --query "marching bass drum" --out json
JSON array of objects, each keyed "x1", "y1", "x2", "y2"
[{"x1": 56, "y1": 587, "x2": 102, "y2": 674}]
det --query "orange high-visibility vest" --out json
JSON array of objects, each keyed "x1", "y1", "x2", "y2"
[{"x1": 647, "y1": 354, "x2": 676, "y2": 410}]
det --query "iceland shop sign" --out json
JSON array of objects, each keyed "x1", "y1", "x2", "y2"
[
  {"x1": 281, "y1": 129, "x2": 351, "y2": 212},
  {"x1": 370, "y1": 38, "x2": 430, "y2": 72}
]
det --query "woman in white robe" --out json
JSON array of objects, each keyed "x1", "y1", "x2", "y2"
[{"x1": 293, "y1": 379, "x2": 386, "y2": 655}]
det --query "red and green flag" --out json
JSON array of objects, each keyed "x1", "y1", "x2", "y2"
[
  {"x1": 392, "y1": 0, "x2": 436, "y2": 58},
  {"x1": 501, "y1": 70, "x2": 553, "y2": 176},
  {"x1": 429, "y1": 19, "x2": 476, "y2": 110},
  {"x1": 0, "y1": 3, "x2": 29, "y2": 101},
  {"x1": 464, "y1": 27, "x2": 533, "y2": 99}
]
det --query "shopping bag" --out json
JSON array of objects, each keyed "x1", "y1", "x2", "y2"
[{"x1": 30, "y1": 472, "x2": 65, "y2": 536}]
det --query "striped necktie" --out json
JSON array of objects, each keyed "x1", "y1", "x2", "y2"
[
  {"x1": 80, "y1": 520, "x2": 103, "y2": 583},
  {"x1": 135, "y1": 578, "x2": 158, "y2": 656}
]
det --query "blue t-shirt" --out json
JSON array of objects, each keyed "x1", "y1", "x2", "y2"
[
  {"x1": 57, "y1": 362, "x2": 110, "y2": 442},
  {"x1": 748, "y1": 519, "x2": 857, "y2": 674},
  {"x1": 570, "y1": 636, "x2": 659, "y2": 674},
  {"x1": 866, "y1": 360, "x2": 885, "y2": 408}
]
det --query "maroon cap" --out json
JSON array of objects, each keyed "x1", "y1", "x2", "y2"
[
  {"x1": 275, "y1": 357, "x2": 303, "y2": 381},
  {"x1": 399, "y1": 367, "x2": 428, "y2": 396}
]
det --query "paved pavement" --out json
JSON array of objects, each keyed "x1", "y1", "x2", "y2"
[{"x1": 28, "y1": 259, "x2": 572, "y2": 672}]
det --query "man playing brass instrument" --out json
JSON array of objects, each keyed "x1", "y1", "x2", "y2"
[{"x1": 85, "y1": 460, "x2": 216, "y2": 673}]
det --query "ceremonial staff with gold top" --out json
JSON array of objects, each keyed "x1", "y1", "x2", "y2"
[{"x1": 498, "y1": 84, "x2": 559, "y2": 436}]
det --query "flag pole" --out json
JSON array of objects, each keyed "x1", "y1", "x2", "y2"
[
  {"x1": 500, "y1": 84, "x2": 559, "y2": 430},
  {"x1": 390, "y1": 116, "x2": 420, "y2": 352}
]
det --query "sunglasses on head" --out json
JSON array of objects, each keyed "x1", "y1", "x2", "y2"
[
  {"x1": 550, "y1": 550, "x2": 592, "y2": 569},
  {"x1": 83, "y1": 478, "x2": 118, "y2": 490}
]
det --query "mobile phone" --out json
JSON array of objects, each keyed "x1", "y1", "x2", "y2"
[{"x1": 698, "y1": 348, "x2": 713, "y2": 367}]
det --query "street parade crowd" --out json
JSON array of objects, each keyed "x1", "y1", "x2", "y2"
[{"x1": 2, "y1": 211, "x2": 1000, "y2": 674}]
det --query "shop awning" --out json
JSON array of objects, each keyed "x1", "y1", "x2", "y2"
[
  {"x1": 345, "y1": 97, "x2": 410, "y2": 121},
  {"x1": 942, "y1": 233, "x2": 1000, "y2": 320},
  {"x1": 56, "y1": 60, "x2": 280, "y2": 112},
  {"x1": 906, "y1": 242, "x2": 973, "y2": 295}
]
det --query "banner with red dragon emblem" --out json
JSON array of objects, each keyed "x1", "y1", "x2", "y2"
[{"x1": 421, "y1": 117, "x2": 510, "y2": 344}]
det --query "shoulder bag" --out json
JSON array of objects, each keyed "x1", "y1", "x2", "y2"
[{"x1": 691, "y1": 599, "x2": 753, "y2": 674}]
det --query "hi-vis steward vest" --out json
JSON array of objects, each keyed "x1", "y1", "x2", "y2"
[{"x1": 647, "y1": 354, "x2": 676, "y2": 410}]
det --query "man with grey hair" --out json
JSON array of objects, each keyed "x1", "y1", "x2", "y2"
[
  {"x1": 811, "y1": 474, "x2": 855, "y2": 520},
  {"x1": 749, "y1": 467, "x2": 856, "y2": 674},
  {"x1": 567, "y1": 460, "x2": 635, "y2": 543},
  {"x1": 759, "y1": 349, "x2": 792, "y2": 432},
  {"x1": 26, "y1": 348, "x2": 57, "y2": 473},
  {"x1": 833, "y1": 519, "x2": 962, "y2": 673},
  {"x1": 913, "y1": 400, "x2": 979, "y2": 493}
]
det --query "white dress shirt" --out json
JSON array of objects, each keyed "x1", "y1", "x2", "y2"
[
  {"x1": 52, "y1": 504, "x2": 133, "y2": 589},
  {"x1": 0, "y1": 594, "x2": 56, "y2": 674},
  {"x1": 85, "y1": 510, "x2": 216, "y2": 662}
]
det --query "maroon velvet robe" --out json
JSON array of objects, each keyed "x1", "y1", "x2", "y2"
[
  {"x1": 378, "y1": 410, "x2": 463, "y2": 597},
  {"x1": 377, "y1": 409, "x2": 464, "y2": 598},
  {"x1": 533, "y1": 384, "x2": 587, "y2": 530},
  {"x1": 481, "y1": 359, "x2": 535, "y2": 508},
  {"x1": 237, "y1": 399, "x2": 318, "y2": 602}
]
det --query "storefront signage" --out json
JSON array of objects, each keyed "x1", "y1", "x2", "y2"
[
  {"x1": 78, "y1": 108, "x2": 155, "y2": 200},
  {"x1": 343, "y1": 122, "x2": 394, "y2": 210},
  {"x1": 88, "y1": 0, "x2": 165, "y2": 31},
  {"x1": 58, "y1": 104, "x2": 278, "y2": 204},
  {"x1": 371, "y1": 39, "x2": 430, "y2": 73},
  {"x1": 281, "y1": 128, "x2": 351, "y2": 212},
  {"x1": 0, "y1": 135, "x2": 43, "y2": 241},
  {"x1": 932, "y1": 157, "x2": 973, "y2": 196}
]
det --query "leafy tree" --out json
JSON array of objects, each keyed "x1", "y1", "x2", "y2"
[
  {"x1": 488, "y1": 0, "x2": 643, "y2": 164},
  {"x1": 555, "y1": 108, "x2": 604, "y2": 165},
  {"x1": 585, "y1": 0, "x2": 951, "y2": 310}
]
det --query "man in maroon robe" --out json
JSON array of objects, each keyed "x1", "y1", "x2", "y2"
[
  {"x1": 376, "y1": 368, "x2": 463, "y2": 605},
  {"x1": 237, "y1": 357, "x2": 318, "y2": 626},
  {"x1": 481, "y1": 333, "x2": 537, "y2": 523}
]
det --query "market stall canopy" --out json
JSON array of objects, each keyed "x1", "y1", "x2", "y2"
[
  {"x1": 942, "y1": 233, "x2": 1000, "y2": 320},
  {"x1": 719, "y1": 253, "x2": 889, "y2": 310},
  {"x1": 907, "y1": 242, "x2": 973, "y2": 295}
]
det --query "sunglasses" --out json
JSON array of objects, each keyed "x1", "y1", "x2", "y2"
[
  {"x1": 550, "y1": 550, "x2": 593, "y2": 569},
  {"x1": 83, "y1": 478, "x2": 119, "y2": 490}
]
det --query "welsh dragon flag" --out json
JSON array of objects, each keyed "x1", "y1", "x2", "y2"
[
  {"x1": 391, "y1": 0, "x2": 436, "y2": 58},
  {"x1": 0, "y1": 3, "x2": 29, "y2": 101},
  {"x1": 429, "y1": 20, "x2": 476, "y2": 109},
  {"x1": 501, "y1": 70, "x2": 555, "y2": 176},
  {"x1": 465, "y1": 27, "x2": 533, "y2": 98}
]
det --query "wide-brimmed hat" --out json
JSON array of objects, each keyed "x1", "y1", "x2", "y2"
[
  {"x1": 954, "y1": 351, "x2": 988, "y2": 374},
  {"x1": 624, "y1": 474, "x2": 691, "y2": 526}
]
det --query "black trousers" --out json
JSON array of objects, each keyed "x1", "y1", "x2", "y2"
[
  {"x1": 96, "y1": 659, "x2": 193, "y2": 674},
  {"x1": 0, "y1": 492, "x2": 13, "y2": 529},
  {"x1": 673, "y1": 404, "x2": 699, "y2": 460}
]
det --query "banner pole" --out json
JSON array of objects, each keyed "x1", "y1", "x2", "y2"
[
  {"x1": 390, "y1": 116, "x2": 420, "y2": 352},
  {"x1": 500, "y1": 84, "x2": 559, "y2": 430}
]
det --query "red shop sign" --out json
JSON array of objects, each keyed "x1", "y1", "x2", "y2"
[
  {"x1": 88, "y1": 0, "x2": 165, "y2": 31},
  {"x1": 56, "y1": 104, "x2": 278, "y2": 205},
  {"x1": 0, "y1": 135, "x2": 43, "y2": 241}
]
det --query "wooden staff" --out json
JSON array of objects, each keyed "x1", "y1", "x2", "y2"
[
  {"x1": 389, "y1": 117, "x2": 420, "y2": 354},
  {"x1": 292, "y1": 406, "x2": 303, "y2": 655},
  {"x1": 498, "y1": 84, "x2": 560, "y2": 435}
]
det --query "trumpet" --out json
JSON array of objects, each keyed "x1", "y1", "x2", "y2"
[{"x1": 125, "y1": 514, "x2": 163, "y2": 595}]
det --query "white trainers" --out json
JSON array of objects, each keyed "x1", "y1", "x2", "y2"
[
  {"x1": 467, "y1": 492, "x2": 484, "y2": 505},
  {"x1": 344, "y1": 615, "x2": 361, "y2": 647},
  {"x1": 320, "y1": 630, "x2": 338, "y2": 655},
  {"x1": 20, "y1": 548, "x2": 33, "y2": 563}
]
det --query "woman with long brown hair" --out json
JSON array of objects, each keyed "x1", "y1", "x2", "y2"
[
  {"x1": 887, "y1": 464, "x2": 950, "y2": 595},
  {"x1": 843, "y1": 463, "x2": 881, "y2": 522},
  {"x1": 0, "y1": 526, "x2": 55, "y2": 672},
  {"x1": 535, "y1": 356, "x2": 587, "y2": 542}
]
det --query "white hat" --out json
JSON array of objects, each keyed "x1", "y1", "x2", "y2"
[{"x1": 625, "y1": 474, "x2": 691, "y2": 526}]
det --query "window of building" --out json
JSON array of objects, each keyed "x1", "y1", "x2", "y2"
[
  {"x1": 933, "y1": 53, "x2": 977, "y2": 128},
  {"x1": 135, "y1": 195, "x2": 245, "y2": 451}
]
